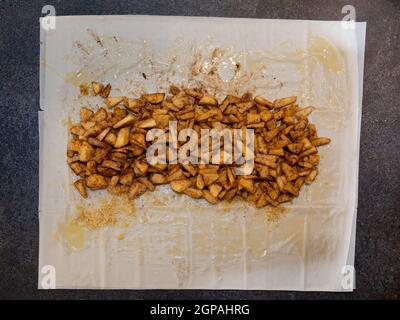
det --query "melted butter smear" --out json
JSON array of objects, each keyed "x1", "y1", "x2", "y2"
[
  {"x1": 308, "y1": 36, "x2": 343, "y2": 74},
  {"x1": 64, "y1": 71, "x2": 93, "y2": 88},
  {"x1": 41, "y1": 59, "x2": 86, "y2": 88},
  {"x1": 60, "y1": 114, "x2": 73, "y2": 129},
  {"x1": 259, "y1": 36, "x2": 343, "y2": 75},
  {"x1": 54, "y1": 217, "x2": 86, "y2": 253}
]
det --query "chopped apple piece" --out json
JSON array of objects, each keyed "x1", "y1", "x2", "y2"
[
  {"x1": 86, "y1": 174, "x2": 108, "y2": 189},
  {"x1": 114, "y1": 126, "x2": 130, "y2": 148},
  {"x1": 74, "y1": 179, "x2": 88, "y2": 198}
]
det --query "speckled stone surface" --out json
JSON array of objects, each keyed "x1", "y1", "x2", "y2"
[{"x1": 0, "y1": 0, "x2": 399, "y2": 300}]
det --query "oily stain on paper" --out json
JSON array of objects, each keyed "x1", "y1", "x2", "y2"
[{"x1": 308, "y1": 36, "x2": 343, "y2": 74}]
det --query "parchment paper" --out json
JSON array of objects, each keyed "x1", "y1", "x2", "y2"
[{"x1": 39, "y1": 15, "x2": 366, "y2": 291}]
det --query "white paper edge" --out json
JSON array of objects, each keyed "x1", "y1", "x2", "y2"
[{"x1": 345, "y1": 21, "x2": 366, "y2": 291}]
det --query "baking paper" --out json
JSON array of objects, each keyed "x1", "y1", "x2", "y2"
[{"x1": 39, "y1": 15, "x2": 366, "y2": 291}]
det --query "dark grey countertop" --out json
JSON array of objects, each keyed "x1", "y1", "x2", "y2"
[{"x1": 0, "y1": 0, "x2": 399, "y2": 300}]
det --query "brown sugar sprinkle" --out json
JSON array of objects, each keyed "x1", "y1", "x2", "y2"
[
  {"x1": 117, "y1": 233, "x2": 125, "y2": 240},
  {"x1": 67, "y1": 81, "x2": 331, "y2": 208},
  {"x1": 76, "y1": 199, "x2": 118, "y2": 229},
  {"x1": 266, "y1": 206, "x2": 288, "y2": 223}
]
